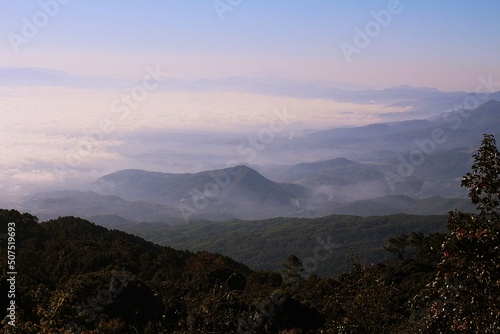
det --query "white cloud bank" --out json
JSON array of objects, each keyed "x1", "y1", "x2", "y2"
[{"x1": 0, "y1": 85, "x2": 405, "y2": 197}]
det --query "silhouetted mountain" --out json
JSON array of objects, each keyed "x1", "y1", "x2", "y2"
[
  {"x1": 264, "y1": 148, "x2": 471, "y2": 203},
  {"x1": 435, "y1": 99, "x2": 500, "y2": 132},
  {"x1": 23, "y1": 149, "x2": 478, "y2": 222},
  {"x1": 302, "y1": 99, "x2": 500, "y2": 151},
  {"x1": 266, "y1": 100, "x2": 499, "y2": 201},
  {"x1": 93, "y1": 165, "x2": 307, "y2": 220}
]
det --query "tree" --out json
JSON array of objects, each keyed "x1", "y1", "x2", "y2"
[
  {"x1": 462, "y1": 133, "x2": 500, "y2": 220},
  {"x1": 384, "y1": 233, "x2": 411, "y2": 260},
  {"x1": 420, "y1": 134, "x2": 500, "y2": 333},
  {"x1": 283, "y1": 255, "x2": 304, "y2": 279}
]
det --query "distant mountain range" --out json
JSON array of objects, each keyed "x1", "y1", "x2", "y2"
[
  {"x1": 295, "y1": 99, "x2": 500, "y2": 152},
  {"x1": 21, "y1": 99, "x2": 498, "y2": 222},
  {"x1": 23, "y1": 166, "x2": 308, "y2": 222},
  {"x1": 3, "y1": 66, "x2": 500, "y2": 118},
  {"x1": 276, "y1": 100, "x2": 500, "y2": 197},
  {"x1": 23, "y1": 165, "x2": 474, "y2": 223}
]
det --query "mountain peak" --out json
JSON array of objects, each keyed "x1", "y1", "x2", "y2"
[
  {"x1": 475, "y1": 99, "x2": 500, "y2": 111},
  {"x1": 91, "y1": 165, "x2": 306, "y2": 220},
  {"x1": 466, "y1": 99, "x2": 500, "y2": 122}
]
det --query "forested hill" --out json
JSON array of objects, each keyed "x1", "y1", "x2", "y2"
[
  {"x1": 1, "y1": 203, "x2": 498, "y2": 333},
  {"x1": 0, "y1": 209, "x2": 253, "y2": 333},
  {"x1": 113, "y1": 213, "x2": 448, "y2": 278}
]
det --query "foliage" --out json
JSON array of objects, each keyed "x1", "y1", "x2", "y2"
[
  {"x1": 0, "y1": 209, "x2": 447, "y2": 333},
  {"x1": 415, "y1": 134, "x2": 500, "y2": 333},
  {"x1": 121, "y1": 213, "x2": 447, "y2": 278},
  {"x1": 462, "y1": 134, "x2": 500, "y2": 218}
]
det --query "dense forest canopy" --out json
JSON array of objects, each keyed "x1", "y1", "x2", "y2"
[{"x1": 118, "y1": 214, "x2": 447, "y2": 278}]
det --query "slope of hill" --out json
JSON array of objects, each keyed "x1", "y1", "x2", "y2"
[
  {"x1": 93, "y1": 165, "x2": 308, "y2": 220},
  {"x1": 263, "y1": 150, "x2": 472, "y2": 203},
  {"x1": 109, "y1": 213, "x2": 448, "y2": 278},
  {"x1": 270, "y1": 100, "x2": 500, "y2": 202},
  {"x1": 0, "y1": 208, "x2": 450, "y2": 333},
  {"x1": 303, "y1": 99, "x2": 500, "y2": 152},
  {"x1": 0, "y1": 209, "x2": 256, "y2": 333}
]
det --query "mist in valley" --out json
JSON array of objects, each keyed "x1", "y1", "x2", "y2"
[{"x1": 5, "y1": 73, "x2": 497, "y2": 222}]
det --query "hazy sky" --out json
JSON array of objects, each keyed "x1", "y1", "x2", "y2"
[
  {"x1": 1, "y1": 1, "x2": 500, "y2": 200},
  {"x1": 1, "y1": 0, "x2": 499, "y2": 91}
]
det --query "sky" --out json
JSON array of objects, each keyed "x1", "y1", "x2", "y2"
[
  {"x1": 0, "y1": 0, "x2": 500, "y2": 201},
  {"x1": 0, "y1": 0, "x2": 499, "y2": 90}
]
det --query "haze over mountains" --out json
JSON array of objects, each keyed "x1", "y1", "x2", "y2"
[
  {"x1": 6, "y1": 66, "x2": 479, "y2": 202},
  {"x1": 1, "y1": 67, "x2": 498, "y2": 221},
  {"x1": 3, "y1": 67, "x2": 500, "y2": 118},
  {"x1": 22, "y1": 99, "x2": 500, "y2": 222}
]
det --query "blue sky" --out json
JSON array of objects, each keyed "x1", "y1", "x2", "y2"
[{"x1": 1, "y1": 0, "x2": 500, "y2": 90}]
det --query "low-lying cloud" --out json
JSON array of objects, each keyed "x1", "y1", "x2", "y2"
[{"x1": 0, "y1": 85, "x2": 405, "y2": 197}]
